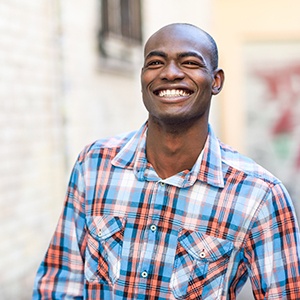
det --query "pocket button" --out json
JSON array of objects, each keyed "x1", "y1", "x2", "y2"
[{"x1": 199, "y1": 251, "x2": 206, "y2": 259}]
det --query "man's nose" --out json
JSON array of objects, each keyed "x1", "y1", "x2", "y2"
[{"x1": 160, "y1": 61, "x2": 184, "y2": 81}]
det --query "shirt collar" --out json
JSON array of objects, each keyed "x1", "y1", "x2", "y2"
[{"x1": 111, "y1": 123, "x2": 224, "y2": 188}]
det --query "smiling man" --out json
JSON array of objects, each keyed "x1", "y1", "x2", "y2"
[
  {"x1": 141, "y1": 24, "x2": 224, "y2": 180},
  {"x1": 33, "y1": 23, "x2": 300, "y2": 299}
]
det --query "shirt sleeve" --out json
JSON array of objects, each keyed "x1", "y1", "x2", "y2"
[
  {"x1": 32, "y1": 159, "x2": 87, "y2": 299},
  {"x1": 245, "y1": 182, "x2": 300, "y2": 299}
]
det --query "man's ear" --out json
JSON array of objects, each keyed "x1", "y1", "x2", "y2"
[{"x1": 212, "y1": 68, "x2": 225, "y2": 95}]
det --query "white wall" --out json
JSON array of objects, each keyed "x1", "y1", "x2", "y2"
[{"x1": 0, "y1": 1, "x2": 65, "y2": 299}]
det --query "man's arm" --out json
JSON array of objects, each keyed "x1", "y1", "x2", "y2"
[
  {"x1": 33, "y1": 160, "x2": 87, "y2": 299},
  {"x1": 245, "y1": 183, "x2": 300, "y2": 299}
]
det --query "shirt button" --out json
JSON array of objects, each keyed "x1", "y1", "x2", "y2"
[
  {"x1": 150, "y1": 224, "x2": 157, "y2": 232},
  {"x1": 97, "y1": 230, "x2": 102, "y2": 237},
  {"x1": 160, "y1": 182, "x2": 165, "y2": 186},
  {"x1": 141, "y1": 271, "x2": 148, "y2": 278},
  {"x1": 199, "y1": 251, "x2": 206, "y2": 259}
]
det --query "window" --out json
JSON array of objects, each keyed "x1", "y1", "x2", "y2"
[{"x1": 99, "y1": 0, "x2": 143, "y2": 71}]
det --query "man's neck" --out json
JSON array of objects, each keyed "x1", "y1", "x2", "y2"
[{"x1": 146, "y1": 119, "x2": 208, "y2": 179}]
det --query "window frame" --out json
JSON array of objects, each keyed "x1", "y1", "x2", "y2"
[{"x1": 98, "y1": 0, "x2": 143, "y2": 73}]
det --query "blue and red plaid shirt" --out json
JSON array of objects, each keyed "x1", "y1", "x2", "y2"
[{"x1": 33, "y1": 123, "x2": 300, "y2": 299}]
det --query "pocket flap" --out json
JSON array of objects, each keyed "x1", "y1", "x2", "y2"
[
  {"x1": 86, "y1": 215, "x2": 125, "y2": 240},
  {"x1": 178, "y1": 230, "x2": 233, "y2": 262}
]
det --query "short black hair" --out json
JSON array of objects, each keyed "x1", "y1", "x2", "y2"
[{"x1": 203, "y1": 30, "x2": 219, "y2": 71}]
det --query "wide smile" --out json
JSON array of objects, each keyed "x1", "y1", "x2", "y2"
[{"x1": 153, "y1": 89, "x2": 194, "y2": 99}]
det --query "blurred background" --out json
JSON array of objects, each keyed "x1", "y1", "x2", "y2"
[{"x1": 0, "y1": 0, "x2": 300, "y2": 299}]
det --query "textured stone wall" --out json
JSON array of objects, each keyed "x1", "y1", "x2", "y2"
[{"x1": 0, "y1": 1, "x2": 65, "y2": 299}]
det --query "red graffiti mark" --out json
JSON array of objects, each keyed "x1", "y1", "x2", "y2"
[
  {"x1": 253, "y1": 64, "x2": 300, "y2": 102},
  {"x1": 252, "y1": 62, "x2": 300, "y2": 170},
  {"x1": 253, "y1": 62, "x2": 300, "y2": 136},
  {"x1": 272, "y1": 109, "x2": 294, "y2": 135}
]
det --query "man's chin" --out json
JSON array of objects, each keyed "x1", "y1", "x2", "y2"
[{"x1": 149, "y1": 114, "x2": 201, "y2": 129}]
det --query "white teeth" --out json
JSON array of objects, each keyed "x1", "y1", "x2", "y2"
[{"x1": 158, "y1": 89, "x2": 191, "y2": 97}]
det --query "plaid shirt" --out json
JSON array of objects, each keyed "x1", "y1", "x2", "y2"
[{"x1": 33, "y1": 123, "x2": 300, "y2": 299}]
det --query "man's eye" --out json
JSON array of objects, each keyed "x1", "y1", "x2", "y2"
[
  {"x1": 183, "y1": 61, "x2": 200, "y2": 66},
  {"x1": 146, "y1": 61, "x2": 163, "y2": 67}
]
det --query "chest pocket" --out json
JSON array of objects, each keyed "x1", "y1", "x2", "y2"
[
  {"x1": 85, "y1": 215, "x2": 126, "y2": 286},
  {"x1": 170, "y1": 230, "x2": 233, "y2": 299}
]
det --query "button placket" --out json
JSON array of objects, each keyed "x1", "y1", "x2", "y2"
[{"x1": 150, "y1": 224, "x2": 157, "y2": 232}]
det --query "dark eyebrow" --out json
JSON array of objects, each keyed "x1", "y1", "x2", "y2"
[
  {"x1": 145, "y1": 51, "x2": 167, "y2": 60},
  {"x1": 178, "y1": 51, "x2": 207, "y2": 64}
]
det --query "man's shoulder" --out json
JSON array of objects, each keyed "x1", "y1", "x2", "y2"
[
  {"x1": 219, "y1": 140, "x2": 281, "y2": 185},
  {"x1": 78, "y1": 130, "x2": 137, "y2": 161}
]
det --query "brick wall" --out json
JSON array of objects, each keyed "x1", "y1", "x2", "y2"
[{"x1": 0, "y1": 1, "x2": 65, "y2": 299}]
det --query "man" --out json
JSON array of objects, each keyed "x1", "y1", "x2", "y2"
[{"x1": 33, "y1": 23, "x2": 300, "y2": 299}]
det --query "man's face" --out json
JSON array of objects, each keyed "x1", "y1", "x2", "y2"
[{"x1": 141, "y1": 24, "x2": 222, "y2": 126}]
